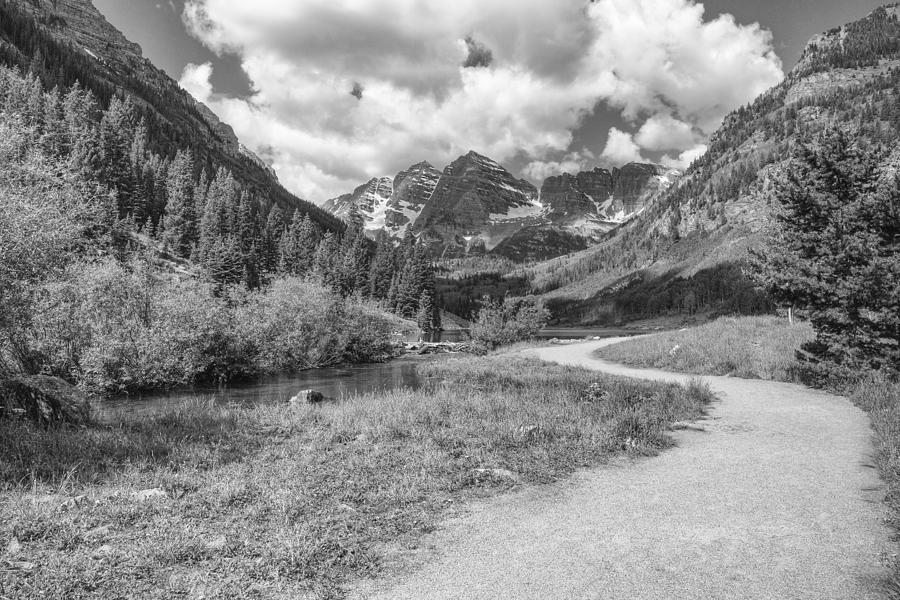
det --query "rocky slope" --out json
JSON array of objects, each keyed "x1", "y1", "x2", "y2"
[
  {"x1": 325, "y1": 151, "x2": 675, "y2": 261},
  {"x1": 323, "y1": 161, "x2": 443, "y2": 237},
  {"x1": 1, "y1": 0, "x2": 339, "y2": 231},
  {"x1": 529, "y1": 4, "x2": 900, "y2": 324}
]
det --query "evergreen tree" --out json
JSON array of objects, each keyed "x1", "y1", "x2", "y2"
[
  {"x1": 751, "y1": 130, "x2": 900, "y2": 370},
  {"x1": 416, "y1": 290, "x2": 435, "y2": 334},
  {"x1": 369, "y1": 233, "x2": 396, "y2": 300},
  {"x1": 313, "y1": 231, "x2": 340, "y2": 287},
  {"x1": 162, "y1": 149, "x2": 197, "y2": 257},
  {"x1": 263, "y1": 204, "x2": 287, "y2": 273},
  {"x1": 280, "y1": 213, "x2": 318, "y2": 276}
]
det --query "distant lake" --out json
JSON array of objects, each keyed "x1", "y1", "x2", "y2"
[
  {"x1": 536, "y1": 328, "x2": 638, "y2": 340},
  {"x1": 101, "y1": 354, "x2": 449, "y2": 421}
]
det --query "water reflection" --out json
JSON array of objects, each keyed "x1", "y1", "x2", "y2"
[{"x1": 101, "y1": 354, "x2": 446, "y2": 419}]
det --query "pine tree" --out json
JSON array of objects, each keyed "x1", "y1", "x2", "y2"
[
  {"x1": 162, "y1": 149, "x2": 197, "y2": 257},
  {"x1": 416, "y1": 290, "x2": 435, "y2": 334},
  {"x1": 369, "y1": 233, "x2": 396, "y2": 300},
  {"x1": 751, "y1": 130, "x2": 900, "y2": 370},
  {"x1": 280, "y1": 213, "x2": 317, "y2": 276},
  {"x1": 313, "y1": 231, "x2": 340, "y2": 287}
]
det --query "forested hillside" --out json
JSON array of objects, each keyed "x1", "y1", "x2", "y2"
[{"x1": 0, "y1": 4, "x2": 443, "y2": 397}]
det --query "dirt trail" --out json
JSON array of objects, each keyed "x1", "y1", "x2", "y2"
[{"x1": 353, "y1": 339, "x2": 893, "y2": 600}]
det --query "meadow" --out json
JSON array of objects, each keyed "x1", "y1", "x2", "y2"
[
  {"x1": 0, "y1": 356, "x2": 712, "y2": 599},
  {"x1": 596, "y1": 316, "x2": 815, "y2": 381}
]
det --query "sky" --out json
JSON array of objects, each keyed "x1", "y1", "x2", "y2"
[{"x1": 94, "y1": 0, "x2": 890, "y2": 203}]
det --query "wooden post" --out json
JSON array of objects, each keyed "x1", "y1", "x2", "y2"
[{"x1": 788, "y1": 306, "x2": 794, "y2": 325}]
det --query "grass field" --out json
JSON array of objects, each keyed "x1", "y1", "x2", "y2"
[
  {"x1": 595, "y1": 316, "x2": 815, "y2": 381},
  {"x1": 596, "y1": 315, "x2": 900, "y2": 593},
  {"x1": 0, "y1": 356, "x2": 712, "y2": 599}
]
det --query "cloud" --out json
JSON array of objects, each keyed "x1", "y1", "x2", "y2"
[
  {"x1": 523, "y1": 149, "x2": 596, "y2": 181},
  {"x1": 179, "y1": 62, "x2": 214, "y2": 100},
  {"x1": 634, "y1": 113, "x2": 699, "y2": 152},
  {"x1": 600, "y1": 128, "x2": 646, "y2": 167},
  {"x1": 181, "y1": 0, "x2": 783, "y2": 201},
  {"x1": 661, "y1": 144, "x2": 709, "y2": 169}
]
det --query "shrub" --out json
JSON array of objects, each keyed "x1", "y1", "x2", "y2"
[
  {"x1": 26, "y1": 264, "x2": 413, "y2": 395},
  {"x1": 470, "y1": 295, "x2": 549, "y2": 352},
  {"x1": 234, "y1": 277, "x2": 348, "y2": 372}
]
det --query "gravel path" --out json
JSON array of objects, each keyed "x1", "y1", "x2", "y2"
[{"x1": 353, "y1": 339, "x2": 893, "y2": 599}]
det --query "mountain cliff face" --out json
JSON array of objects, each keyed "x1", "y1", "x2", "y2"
[
  {"x1": 322, "y1": 176, "x2": 394, "y2": 228},
  {"x1": 384, "y1": 161, "x2": 442, "y2": 236},
  {"x1": 0, "y1": 0, "x2": 339, "y2": 231},
  {"x1": 413, "y1": 151, "x2": 542, "y2": 258},
  {"x1": 540, "y1": 163, "x2": 678, "y2": 233},
  {"x1": 530, "y1": 4, "x2": 900, "y2": 324},
  {"x1": 325, "y1": 152, "x2": 675, "y2": 261}
]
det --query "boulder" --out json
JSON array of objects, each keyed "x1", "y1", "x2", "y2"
[
  {"x1": 290, "y1": 390, "x2": 325, "y2": 405},
  {"x1": 0, "y1": 375, "x2": 90, "y2": 426},
  {"x1": 204, "y1": 535, "x2": 227, "y2": 551}
]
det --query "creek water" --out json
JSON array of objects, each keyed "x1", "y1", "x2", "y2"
[
  {"x1": 536, "y1": 327, "x2": 640, "y2": 340},
  {"x1": 100, "y1": 354, "x2": 448, "y2": 420},
  {"x1": 99, "y1": 328, "x2": 637, "y2": 420}
]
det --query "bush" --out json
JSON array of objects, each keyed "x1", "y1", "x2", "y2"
[
  {"x1": 25, "y1": 262, "x2": 414, "y2": 395},
  {"x1": 234, "y1": 278, "x2": 348, "y2": 372},
  {"x1": 470, "y1": 296, "x2": 549, "y2": 352}
]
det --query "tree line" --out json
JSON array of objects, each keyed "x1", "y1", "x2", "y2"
[{"x1": 0, "y1": 64, "x2": 440, "y2": 329}]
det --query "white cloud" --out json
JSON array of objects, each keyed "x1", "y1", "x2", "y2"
[
  {"x1": 661, "y1": 144, "x2": 709, "y2": 169},
  {"x1": 600, "y1": 128, "x2": 646, "y2": 167},
  {"x1": 180, "y1": 0, "x2": 783, "y2": 201},
  {"x1": 635, "y1": 113, "x2": 699, "y2": 153},
  {"x1": 179, "y1": 62, "x2": 214, "y2": 100},
  {"x1": 523, "y1": 150, "x2": 596, "y2": 182}
]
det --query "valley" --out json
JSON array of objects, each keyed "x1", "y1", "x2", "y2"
[{"x1": 1, "y1": 1, "x2": 899, "y2": 599}]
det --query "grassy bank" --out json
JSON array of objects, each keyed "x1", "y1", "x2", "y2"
[
  {"x1": 596, "y1": 316, "x2": 815, "y2": 381},
  {"x1": 596, "y1": 315, "x2": 900, "y2": 592},
  {"x1": 0, "y1": 356, "x2": 712, "y2": 599}
]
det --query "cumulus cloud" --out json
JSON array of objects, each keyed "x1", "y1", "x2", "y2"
[
  {"x1": 180, "y1": 0, "x2": 783, "y2": 201},
  {"x1": 600, "y1": 128, "x2": 647, "y2": 167},
  {"x1": 179, "y1": 61, "x2": 214, "y2": 101},
  {"x1": 635, "y1": 113, "x2": 699, "y2": 152},
  {"x1": 661, "y1": 144, "x2": 709, "y2": 169},
  {"x1": 523, "y1": 149, "x2": 596, "y2": 181}
]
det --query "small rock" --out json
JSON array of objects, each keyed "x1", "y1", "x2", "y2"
[
  {"x1": 5, "y1": 538, "x2": 21, "y2": 556},
  {"x1": 472, "y1": 468, "x2": 518, "y2": 482},
  {"x1": 516, "y1": 424, "x2": 542, "y2": 440},
  {"x1": 133, "y1": 488, "x2": 168, "y2": 502},
  {"x1": 91, "y1": 545, "x2": 114, "y2": 560},
  {"x1": 289, "y1": 390, "x2": 325, "y2": 405},
  {"x1": 668, "y1": 344, "x2": 681, "y2": 357},
  {"x1": 59, "y1": 495, "x2": 87, "y2": 510},
  {"x1": 84, "y1": 525, "x2": 111, "y2": 540},
  {"x1": 204, "y1": 535, "x2": 227, "y2": 551}
]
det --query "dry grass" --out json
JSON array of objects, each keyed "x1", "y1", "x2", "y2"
[
  {"x1": 595, "y1": 316, "x2": 815, "y2": 381},
  {"x1": 0, "y1": 356, "x2": 712, "y2": 599}
]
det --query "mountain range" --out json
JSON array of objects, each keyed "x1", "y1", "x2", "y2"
[
  {"x1": 324, "y1": 152, "x2": 678, "y2": 262},
  {"x1": 3, "y1": 0, "x2": 898, "y2": 326}
]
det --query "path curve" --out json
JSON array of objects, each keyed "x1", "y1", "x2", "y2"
[{"x1": 355, "y1": 339, "x2": 892, "y2": 600}]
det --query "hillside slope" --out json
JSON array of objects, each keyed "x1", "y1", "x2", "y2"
[
  {"x1": 531, "y1": 4, "x2": 900, "y2": 325},
  {"x1": 0, "y1": 0, "x2": 341, "y2": 233}
]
